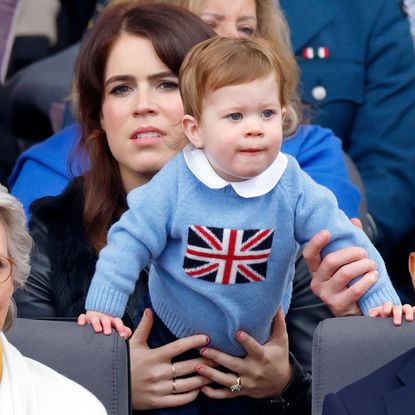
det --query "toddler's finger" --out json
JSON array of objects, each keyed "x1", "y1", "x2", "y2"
[
  {"x1": 78, "y1": 314, "x2": 86, "y2": 326},
  {"x1": 392, "y1": 305, "x2": 402, "y2": 326},
  {"x1": 124, "y1": 327, "x2": 132, "y2": 339},
  {"x1": 102, "y1": 317, "x2": 113, "y2": 335},
  {"x1": 368, "y1": 306, "x2": 381, "y2": 317},
  {"x1": 91, "y1": 316, "x2": 103, "y2": 333},
  {"x1": 113, "y1": 318, "x2": 129, "y2": 339},
  {"x1": 403, "y1": 304, "x2": 414, "y2": 321},
  {"x1": 380, "y1": 301, "x2": 393, "y2": 318}
]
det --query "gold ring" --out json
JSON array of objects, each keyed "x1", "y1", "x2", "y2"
[
  {"x1": 171, "y1": 363, "x2": 176, "y2": 378},
  {"x1": 172, "y1": 378, "x2": 176, "y2": 394},
  {"x1": 229, "y1": 374, "x2": 242, "y2": 392}
]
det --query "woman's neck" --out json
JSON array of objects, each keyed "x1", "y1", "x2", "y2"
[{"x1": 120, "y1": 168, "x2": 154, "y2": 193}]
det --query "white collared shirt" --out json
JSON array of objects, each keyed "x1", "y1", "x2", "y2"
[{"x1": 183, "y1": 145, "x2": 288, "y2": 198}]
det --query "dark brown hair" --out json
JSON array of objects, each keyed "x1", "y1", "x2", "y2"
[{"x1": 74, "y1": 2, "x2": 214, "y2": 251}]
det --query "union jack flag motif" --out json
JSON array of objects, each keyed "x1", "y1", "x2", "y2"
[{"x1": 183, "y1": 225, "x2": 274, "y2": 284}]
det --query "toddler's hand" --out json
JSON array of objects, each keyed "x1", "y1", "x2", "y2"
[
  {"x1": 78, "y1": 310, "x2": 132, "y2": 339},
  {"x1": 368, "y1": 301, "x2": 415, "y2": 326}
]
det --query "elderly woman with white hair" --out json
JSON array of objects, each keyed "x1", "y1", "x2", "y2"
[{"x1": 0, "y1": 185, "x2": 107, "y2": 414}]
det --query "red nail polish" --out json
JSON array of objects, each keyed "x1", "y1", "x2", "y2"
[
  {"x1": 200, "y1": 348, "x2": 206, "y2": 355},
  {"x1": 236, "y1": 331, "x2": 243, "y2": 339},
  {"x1": 205, "y1": 336, "x2": 209, "y2": 344}
]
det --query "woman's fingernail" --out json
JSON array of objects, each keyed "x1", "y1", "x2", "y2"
[
  {"x1": 235, "y1": 330, "x2": 243, "y2": 340},
  {"x1": 205, "y1": 336, "x2": 209, "y2": 344},
  {"x1": 200, "y1": 348, "x2": 206, "y2": 355},
  {"x1": 196, "y1": 365, "x2": 204, "y2": 372}
]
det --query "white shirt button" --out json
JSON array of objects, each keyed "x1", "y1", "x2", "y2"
[{"x1": 312, "y1": 86, "x2": 327, "y2": 101}]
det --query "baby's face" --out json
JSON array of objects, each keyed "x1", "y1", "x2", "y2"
[{"x1": 195, "y1": 74, "x2": 285, "y2": 182}]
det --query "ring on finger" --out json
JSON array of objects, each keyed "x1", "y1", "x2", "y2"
[
  {"x1": 172, "y1": 378, "x2": 177, "y2": 394},
  {"x1": 229, "y1": 374, "x2": 242, "y2": 392},
  {"x1": 171, "y1": 363, "x2": 176, "y2": 378}
]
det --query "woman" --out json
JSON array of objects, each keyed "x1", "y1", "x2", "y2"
[
  {"x1": 11, "y1": 0, "x2": 360, "y2": 221},
  {"x1": 13, "y1": 2, "x2": 377, "y2": 413},
  {"x1": 0, "y1": 185, "x2": 106, "y2": 414}
]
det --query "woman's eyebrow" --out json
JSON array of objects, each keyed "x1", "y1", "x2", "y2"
[
  {"x1": 148, "y1": 71, "x2": 177, "y2": 81},
  {"x1": 237, "y1": 16, "x2": 256, "y2": 23},
  {"x1": 104, "y1": 74, "x2": 135, "y2": 87},
  {"x1": 200, "y1": 12, "x2": 256, "y2": 23},
  {"x1": 200, "y1": 12, "x2": 224, "y2": 21},
  {"x1": 104, "y1": 71, "x2": 176, "y2": 87}
]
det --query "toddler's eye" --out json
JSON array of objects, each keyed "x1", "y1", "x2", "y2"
[
  {"x1": 228, "y1": 113, "x2": 243, "y2": 121},
  {"x1": 261, "y1": 109, "x2": 275, "y2": 119}
]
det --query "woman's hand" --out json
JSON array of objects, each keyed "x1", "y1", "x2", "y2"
[
  {"x1": 129, "y1": 308, "x2": 214, "y2": 410},
  {"x1": 195, "y1": 307, "x2": 292, "y2": 399},
  {"x1": 304, "y1": 218, "x2": 378, "y2": 316}
]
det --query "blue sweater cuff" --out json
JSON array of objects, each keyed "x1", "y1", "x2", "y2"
[
  {"x1": 85, "y1": 285, "x2": 129, "y2": 318},
  {"x1": 358, "y1": 287, "x2": 401, "y2": 316}
]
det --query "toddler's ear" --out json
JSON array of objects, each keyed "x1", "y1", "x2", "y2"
[
  {"x1": 182, "y1": 115, "x2": 204, "y2": 148},
  {"x1": 409, "y1": 253, "x2": 415, "y2": 290}
]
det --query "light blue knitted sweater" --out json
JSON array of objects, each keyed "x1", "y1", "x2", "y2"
[{"x1": 86, "y1": 152, "x2": 399, "y2": 355}]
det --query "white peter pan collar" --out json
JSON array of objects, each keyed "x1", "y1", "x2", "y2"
[{"x1": 183, "y1": 145, "x2": 288, "y2": 198}]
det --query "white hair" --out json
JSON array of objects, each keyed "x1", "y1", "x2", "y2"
[
  {"x1": 0, "y1": 185, "x2": 32, "y2": 289},
  {"x1": 0, "y1": 185, "x2": 32, "y2": 331}
]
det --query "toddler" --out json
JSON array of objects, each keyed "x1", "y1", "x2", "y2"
[{"x1": 80, "y1": 37, "x2": 400, "y2": 355}]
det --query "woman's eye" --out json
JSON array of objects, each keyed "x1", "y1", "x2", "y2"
[
  {"x1": 239, "y1": 26, "x2": 255, "y2": 36},
  {"x1": 261, "y1": 109, "x2": 275, "y2": 119},
  {"x1": 202, "y1": 19, "x2": 217, "y2": 30},
  {"x1": 158, "y1": 81, "x2": 179, "y2": 90},
  {"x1": 228, "y1": 113, "x2": 243, "y2": 121},
  {"x1": 110, "y1": 85, "x2": 130, "y2": 95}
]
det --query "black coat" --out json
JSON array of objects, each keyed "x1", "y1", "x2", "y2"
[{"x1": 14, "y1": 178, "x2": 142, "y2": 326}]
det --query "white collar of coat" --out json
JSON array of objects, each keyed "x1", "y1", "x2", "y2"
[
  {"x1": 183, "y1": 145, "x2": 288, "y2": 198},
  {"x1": 0, "y1": 332, "x2": 106, "y2": 415}
]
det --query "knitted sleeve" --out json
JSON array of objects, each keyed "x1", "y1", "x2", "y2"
[
  {"x1": 85, "y1": 157, "x2": 180, "y2": 317},
  {"x1": 290, "y1": 159, "x2": 400, "y2": 314}
]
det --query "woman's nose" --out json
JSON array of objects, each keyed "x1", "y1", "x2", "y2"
[
  {"x1": 215, "y1": 22, "x2": 239, "y2": 38},
  {"x1": 133, "y1": 91, "x2": 156, "y2": 116}
]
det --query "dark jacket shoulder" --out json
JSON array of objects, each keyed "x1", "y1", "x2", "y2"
[{"x1": 28, "y1": 178, "x2": 98, "y2": 317}]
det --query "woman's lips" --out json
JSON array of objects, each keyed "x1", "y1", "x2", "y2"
[{"x1": 130, "y1": 127, "x2": 164, "y2": 145}]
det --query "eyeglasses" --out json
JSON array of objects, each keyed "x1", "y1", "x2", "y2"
[{"x1": 0, "y1": 255, "x2": 15, "y2": 284}]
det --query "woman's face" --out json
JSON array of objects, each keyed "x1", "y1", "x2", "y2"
[
  {"x1": 0, "y1": 220, "x2": 13, "y2": 332},
  {"x1": 199, "y1": 0, "x2": 257, "y2": 38},
  {"x1": 101, "y1": 34, "x2": 186, "y2": 192}
]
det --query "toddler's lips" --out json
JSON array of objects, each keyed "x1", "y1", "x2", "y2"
[{"x1": 239, "y1": 148, "x2": 263, "y2": 153}]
